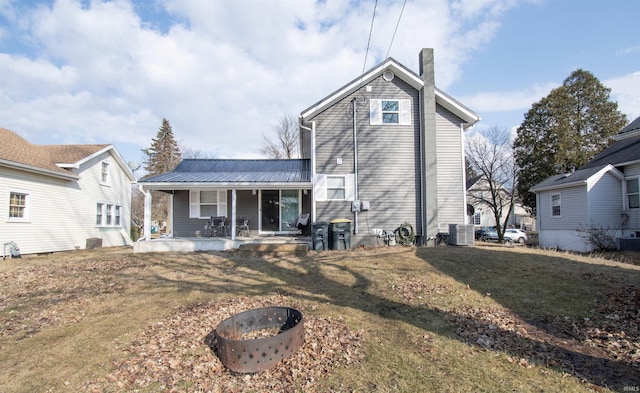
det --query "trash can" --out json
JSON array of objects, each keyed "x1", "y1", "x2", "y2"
[
  {"x1": 329, "y1": 219, "x2": 352, "y2": 250},
  {"x1": 311, "y1": 221, "x2": 329, "y2": 251}
]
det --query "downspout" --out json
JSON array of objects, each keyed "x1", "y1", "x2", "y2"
[
  {"x1": 419, "y1": 94, "x2": 426, "y2": 244},
  {"x1": 352, "y1": 98, "x2": 359, "y2": 234},
  {"x1": 300, "y1": 120, "x2": 316, "y2": 223}
]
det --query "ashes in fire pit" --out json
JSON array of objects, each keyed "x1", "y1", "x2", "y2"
[{"x1": 213, "y1": 306, "x2": 304, "y2": 373}]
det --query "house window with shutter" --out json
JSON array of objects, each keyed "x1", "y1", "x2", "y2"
[
  {"x1": 370, "y1": 99, "x2": 411, "y2": 125},
  {"x1": 327, "y1": 176, "x2": 346, "y2": 200},
  {"x1": 627, "y1": 178, "x2": 639, "y2": 209},
  {"x1": 189, "y1": 190, "x2": 228, "y2": 218},
  {"x1": 551, "y1": 193, "x2": 561, "y2": 217}
]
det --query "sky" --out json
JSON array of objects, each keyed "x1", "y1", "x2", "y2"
[{"x1": 0, "y1": 0, "x2": 638, "y2": 172}]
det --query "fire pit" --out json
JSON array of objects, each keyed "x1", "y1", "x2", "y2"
[{"x1": 213, "y1": 306, "x2": 304, "y2": 373}]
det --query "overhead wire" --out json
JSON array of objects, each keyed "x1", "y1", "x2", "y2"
[{"x1": 385, "y1": 0, "x2": 407, "y2": 59}]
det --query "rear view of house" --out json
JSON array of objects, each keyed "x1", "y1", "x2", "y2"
[
  {"x1": 0, "y1": 128, "x2": 135, "y2": 255},
  {"x1": 136, "y1": 48, "x2": 479, "y2": 251}
]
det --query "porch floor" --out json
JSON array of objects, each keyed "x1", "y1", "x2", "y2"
[{"x1": 133, "y1": 235, "x2": 312, "y2": 253}]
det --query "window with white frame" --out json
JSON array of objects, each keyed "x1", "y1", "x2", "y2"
[
  {"x1": 551, "y1": 193, "x2": 561, "y2": 217},
  {"x1": 472, "y1": 212, "x2": 481, "y2": 225},
  {"x1": 189, "y1": 190, "x2": 227, "y2": 218},
  {"x1": 96, "y1": 202, "x2": 122, "y2": 226},
  {"x1": 101, "y1": 161, "x2": 110, "y2": 185},
  {"x1": 9, "y1": 191, "x2": 30, "y2": 221},
  {"x1": 326, "y1": 176, "x2": 346, "y2": 200},
  {"x1": 370, "y1": 99, "x2": 411, "y2": 125},
  {"x1": 627, "y1": 178, "x2": 639, "y2": 209}
]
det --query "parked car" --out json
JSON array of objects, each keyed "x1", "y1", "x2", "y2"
[
  {"x1": 475, "y1": 227, "x2": 495, "y2": 240},
  {"x1": 481, "y1": 228, "x2": 528, "y2": 244},
  {"x1": 505, "y1": 229, "x2": 528, "y2": 244}
]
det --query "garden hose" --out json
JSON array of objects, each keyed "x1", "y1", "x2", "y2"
[{"x1": 396, "y1": 222, "x2": 416, "y2": 246}]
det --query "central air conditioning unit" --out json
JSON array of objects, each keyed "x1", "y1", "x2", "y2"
[{"x1": 448, "y1": 224, "x2": 475, "y2": 246}]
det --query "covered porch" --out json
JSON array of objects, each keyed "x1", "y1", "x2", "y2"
[{"x1": 136, "y1": 159, "x2": 313, "y2": 252}]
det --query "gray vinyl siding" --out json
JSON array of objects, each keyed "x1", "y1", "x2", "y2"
[
  {"x1": 588, "y1": 172, "x2": 623, "y2": 226},
  {"x1": 537, "y1": 186, "x2": 587, "y2": 230},
  {"x1": 435, "y1": 104, "x2": 467, "y2": 230},
  {"x1": 625, "y1": 162, "x2": 640, "y2": 177},
  {"x1": 310, "y1": 75, "x2": 423, "y2": 235},
  {"x1": 172, "y1": 189, "x2": 310, "y2": 236}
]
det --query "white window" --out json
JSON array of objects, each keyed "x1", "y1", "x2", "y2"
[
  {"x1": 370, "y1": 99, "x2": 411, "y2": 125},
  {"x1": 551, "y1": 193, "x2": 561, "y2": 217},
  {"x1": 472, "y1": 212, "x2": 481, "y2": 225},
  {"x1": 101, "y1": 161, "x2": 110, "y2": 185},
  {"x1": 327, "y1": 176, "x2": 346, "y2": 200},
  {"x1": 9, "y1": 191, "x2": 30, "y2": 221},
  {"x1": 189, "y1": 190, "x2": 228, "y2": 218},
  {"x1": 96, "y1": 202, "x2": 122, "y2": 226},
  {"x1": 627, "y1": 178, "x2": 639, "y2": 209}
]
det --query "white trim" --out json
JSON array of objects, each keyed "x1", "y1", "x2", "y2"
[
  {"x1": 7, "y1": 189, "x2": 31, "y2": 222},
  {"x1": 189, "y1": 189, "x2": 228, "y2": 219},
  {"x1": 550, "y1": 193, "x2": 561, "y2": 218}
]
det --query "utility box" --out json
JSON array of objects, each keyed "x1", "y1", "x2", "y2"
[
  {"x1": 329, "y1": 219, "x2": 352, "y2": 250},
  {"x1": 311, "y1": 222, "x2": 329, "y2": 251},
  {"x1": 86, "y1": 237, "x2": 103, "y2": 250}
]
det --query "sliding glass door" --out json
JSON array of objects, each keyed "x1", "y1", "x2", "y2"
[{"x1": 260, "y1": 190, "x2": 300, "y2": 232}]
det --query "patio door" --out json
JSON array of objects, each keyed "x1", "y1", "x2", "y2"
[{"x1": 260, "y1": 190, "x2": 300, "y2": 232}]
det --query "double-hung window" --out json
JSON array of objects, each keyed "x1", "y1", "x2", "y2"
[
  {"x1": 96, "y1": 203, "x2": 122, "y2": 226},
  {"x1": 9, "y1": 191, "x2": 29, "y2": 221},
  {"x1": 551, "y1": 193, "x2": 561, "y2": 217},
  {"x1": 627, "y1": 178, "x2": 639, "y2": 209},
  {"x1": 370, "y1": 99, "x2": 411, "y2": 125},
  {"x1": 189, "y1": 190, "x2": 228, "y2": 218},
  {"x1": 327, "y1": 176, "x2": 346, "y2": 200},
  {"x1": 101, "y1": 161, "x2": 110, "y2": 185}
]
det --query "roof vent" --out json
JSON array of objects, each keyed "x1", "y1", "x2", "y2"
[{"x1": 382, "y1": 70, "x2": 395, "y2": 81}]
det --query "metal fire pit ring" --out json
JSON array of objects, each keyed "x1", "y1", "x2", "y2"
[{"x1": 214, "y1": 306, "x2": 304, "y2": 373}]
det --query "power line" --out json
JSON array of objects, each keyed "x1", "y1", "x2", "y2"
[
  {"x1": 361, "y1": 0, "x2": 378, "y2": 77},
  {"x1": 386, "y1": 0, "x2": 407, "y2": 59}
]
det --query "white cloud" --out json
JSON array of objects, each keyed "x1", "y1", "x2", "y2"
[
  {"x1": 0, "y1": 0, "x2": 523, "y2": 160},
  {"x1": 605, "y1": 71, "x2": 640, "y2": 122},
  {"x1": 457, "y1": 82, "x2": 558, "y2": 113}
]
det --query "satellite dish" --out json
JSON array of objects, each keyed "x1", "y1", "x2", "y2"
[{"x1": 127, "y1": 161, "x2": 141, "y2": 171}]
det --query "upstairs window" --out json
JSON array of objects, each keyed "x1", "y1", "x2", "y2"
[
  {"x1": 9, "y1": 192, "x2": 29, "y2": 221},
  {"x1": 627, "y1": 178, "x2": 639, "y2": 209},
  {"x1": 551, "y1": 193, "x2": 561, "y2": 217},
  {"x1": 370, "y1": 99, "x2": 411, "y2": 125},
  {"x1": 101, "y1": 161, "x2": 110, "y2": 185}
]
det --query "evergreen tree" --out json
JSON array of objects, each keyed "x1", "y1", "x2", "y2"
[
  {"x1": 142, "y1": 118, "x2": 182, "y2": 175},
  {"x1": 141, "y1": 118, "x2": 182, "y2": 230},
  {"x1": 514, "y1": 69, "x2": 627, "y2": 212}
]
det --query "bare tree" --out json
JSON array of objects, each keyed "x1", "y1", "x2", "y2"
[
  {"x1": 466, "y1": 126, "x2": 518, "y2": 243},
  {"x1": 258, "y1": 114, "x2": 299, "y2": 159}
]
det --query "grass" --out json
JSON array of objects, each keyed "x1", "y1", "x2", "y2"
[{"x1": 1, "y1": 244, "x2": 639, "y2": 392}]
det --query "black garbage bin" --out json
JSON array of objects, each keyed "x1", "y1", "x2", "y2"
[
  {"x1": 311, "y1": 221, "x2": 329, "y2": 251},
  {"x1": 329, "y1": 219, "x2": 352, "y2": 250}
]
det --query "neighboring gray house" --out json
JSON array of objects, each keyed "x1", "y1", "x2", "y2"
[
  {"x1": 531, "y1": 116, "x2": 640, "y2": 252},
  {"x1": 0, "y1": 128, "x2": 135, "y2": 255},
  {"x1": 136, "y1": 48, "x2": 480, "y2": 251}
]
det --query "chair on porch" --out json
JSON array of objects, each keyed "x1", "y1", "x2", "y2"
[
  {"x1": 209, "y1": 216, "x2": 229, "y2": 237},
  {"x1": 236, "y1": 215, "x2": 250, "y2": 237}
]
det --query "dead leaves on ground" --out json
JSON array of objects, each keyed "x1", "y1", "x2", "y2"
[{"x1": 85, "y1": 295, "x2": 365, "y2": 393}]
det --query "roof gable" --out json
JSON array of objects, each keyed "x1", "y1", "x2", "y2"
[
  {"x1": 299, "y1": 57, "x2": 479, "y2": 127},
  {"x1": 0, "y1": 127, "x2": 134, "y2": 181},
  {"x1": 531, "y1": 164, "x2": 623, "y2": 193}
]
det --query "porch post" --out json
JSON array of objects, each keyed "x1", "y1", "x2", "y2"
[
  {"x1": 143, "y1": 188, "x2": 152, "y2": 241},
  {"x1": 231, "y1": 189, "x2": 237, "y2": 240}
]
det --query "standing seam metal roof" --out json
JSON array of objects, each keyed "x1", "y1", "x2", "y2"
[{"x1": 139, "y1": 159, "x2": 312, "y2": 183}]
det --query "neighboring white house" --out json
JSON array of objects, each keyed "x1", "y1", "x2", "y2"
[
  {"x1": 530, "y1": 116, "x2": 640, "y2": 252},
  {"x1": 0, "y1": 128, "x2": 136, "y2": 255},
  {"x1": 466, "y1": 176, "x2": 534, "y2": 230}
]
